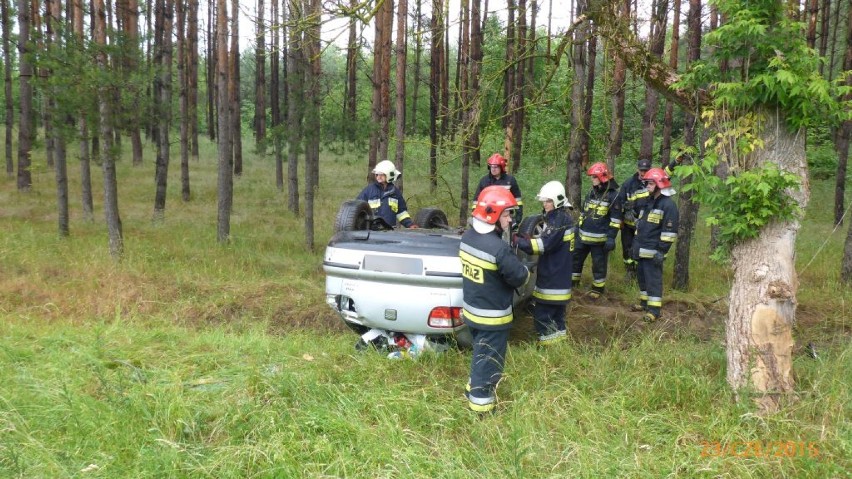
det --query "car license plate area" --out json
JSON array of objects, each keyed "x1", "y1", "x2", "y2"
[{"x1": 362, "y1": 255, "x2": 423, "y2": 274}]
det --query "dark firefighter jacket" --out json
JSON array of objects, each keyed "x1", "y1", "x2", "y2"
[
  {"x1": 459, "y1": 229, "x2": 530, "y2": 331},
  {"x1": 632, "y1": 193, "x2": 679, "y2": 259},
  {"x1": 515, "y1": 208, "x2": 575, "y2": 305},
  {"x1": 618, "y1": 159, "x2": 680, "y2": 227},
  {"x1": 473, "y1": 173, "x2": 524, "y2": 221},
  {"x1": 578, "y1": 179, "x2": 622, "y2": 244},
  {"x1": 356, "y1": 182, "x2": 413, "y2": 228}
]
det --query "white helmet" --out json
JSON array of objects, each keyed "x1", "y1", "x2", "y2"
[
  {"x1": 373, "y1": 160, "x2": 401, "y2": 183},
  {"x1": 536, "y1": 181, "x2": 571, "y2": 209}
]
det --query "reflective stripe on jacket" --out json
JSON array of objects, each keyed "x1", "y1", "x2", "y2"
[
  {"x1": 515, "y1": 208, "x2": 574, "y2": 305},
  {"x1": 356, "y1": 182, "x2": 413, "y2": 227},
  {"x1": 633, "y1": 194, "x2": 679, "y2": 258},
  {"x1": 578, "y1": 180, "x2": 622, "y2": 244},
  {"x1": 460, "y1": 229, "x2": 529, "y2": 330}
]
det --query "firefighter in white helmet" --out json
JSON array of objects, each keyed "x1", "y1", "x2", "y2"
[{"x1": 356, "y1": 160, "x2": 414, "y2": 228}]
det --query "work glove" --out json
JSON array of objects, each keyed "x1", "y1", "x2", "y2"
[
  {"x1": 604, "y1": 238, "x2": 616, "y2": 252},
  {"x1": 653, "y1": 251, "x2": 665, "y2": 266}
]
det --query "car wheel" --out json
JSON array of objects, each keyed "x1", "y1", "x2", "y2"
[
  {"x1": 334, "y1": 200, "x2": 373, "y2": 233},
  {"x1": 517, "y1": 214, "x2": 544, "y2": 237},
  {"x1": 413, "y1": 207, "x2": 449, "y2": 229}
]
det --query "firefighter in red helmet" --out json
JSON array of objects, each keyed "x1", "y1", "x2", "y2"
[
  {"x1": 573, "y1": 162, "x2": 622, "y2": 299},
  {"x1": 472, "y1": 153, "x2": 524, "y2": 224},
  {"x1": 630, "y1": 168, "x2": 679, "y2": 322},
  {"x1": 460, "y1": 185, "x2": 530, "y2": 413}
]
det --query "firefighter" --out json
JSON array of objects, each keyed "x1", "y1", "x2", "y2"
[
  {"x1": 616, "y1": 158, "x2": 652, "y2": 280},
  {"x1": 513, "y1": 181, "x2": 575, "y2": 345},
  {"x1": 631, "y1": 168, "x2": 679, "y2": 322},
  {"x1": 573, "y1": 163, "x2": 622, "y2": 299},
  {"x1": 472, "y1": 153, "x2": 524, "y2": 224},
  {"x1": 460, "y1": 186, "x2": 530, "y2": 413},
  {"x1": 357, "y1": 160, "x2": 415, "y2": 228}
]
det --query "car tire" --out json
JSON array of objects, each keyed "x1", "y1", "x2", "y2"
[
  {"x1": 334, "y1": 200, "x2": 373, "y2": 233},
  {"x1": 517, "y1": 214, "x2": 544, "y2": 237},
  {"x1": 413, "y1": 207, "x2": 449, "y2": 229}
]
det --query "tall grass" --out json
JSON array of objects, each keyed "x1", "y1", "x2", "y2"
[{"x1": 1, "y1": 138, "x2": 850, "y2": 477}]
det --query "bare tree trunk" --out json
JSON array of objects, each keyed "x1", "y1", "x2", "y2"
[
  {"x1": 187, "y1": 0, "x2": 198, "y2": 160},
  {"x1": 834, "y1": 0, "x2": 852, "y2": 227},
  {"x1": 727, "y1": 111, "x2": 807, "y2": 412},
  {"x1": 395, "y1": 0, "x2": 408, "y2": 190},
  {"x1": 843, "y1": 217, "x2": 852, "y2": 283},
  {"x1": 470, "y1": 0, "x2": 482, "y2": 168},
  {"x1": 504, "y1": 0, "x2": 515, "y2": 151},
  {"x1": 121, "y1": 0, "x2": 142, "y2": 166},
  {"x1": 254, "y1": 0, "x2": 266, "y2": 145},
  {"x1": 271, "y1": 0, "x2": 282, "y2": 190},
  {"x1": 429, "y1": 0, "x2": 442, "y2": 192},
  {"x1": 230, "y1": 0, "x2": 242, "y2": 177},
  {"x1": 17, "y1": 0, "x2": 33, "y2": 190},
  {"x1": 216, "y1": 0, "x2": 231, "y2": 242},
  {"x1": 343, "y1": 0, "x2": 357, "y2": 136},
  {"x1": 303, "y1": 0, "x2": 320, "y2": 251},
  {"x1": 672, "y1": 0, "x2": 701, "y2": 291},
  {"x1": 607, "y1": 0, "x2": 629, "y2": 171},
  {"x1": 580, "y1": 26, "x2": 595, "y2": 166},
  {"x1": 546, "y1": 0, "x2": 552, "y2": 58},
  {"x1": 459, "y1": 0, "x2": 471, "y2": 224},
  {"x1": 827, "y1": 0, "x2": 841, "y2": 81},
  {"x1": 72, "y1": 0, "x2": 93, "y2": 221},
  {"x1": 95, "y1": 0, "x2": 123, "y2": 258},
  {"x1": 565, "y1": 0, "x2": 587, "y2": 208},
  {"x1": 207, "y1": 0, "x2": 216, "y2": 140},
  {"x1": 1, "y1": 0, "x2": 12, "y2": 177},
  {"x1": 410, "y1": 0, "x2": 422, "y2": 134},
  {"x1": 638, "y1": 0, "x2": 669, "y2": 161},
  {"x1": 379, "y1": 0, "x2": 393, "y2": 165},
  {"x1": 368, "y1": 0, "x2": 388, "y2": 176},
  {"x1": 153, "y1": 0, "x2": 173, "y2": 220},
  {"x1": 818, "y1": 0, "x2": 830, "y2": 73},
  {"x1": 47, "y1": 0, "x2": 68, "y2": 236},
  {"x1": 806, "y1": 0, "x2": 818, "y2": 49},
  {"x1": 511, "y1": 0, "x2": 526, "y2": 169},
  {"x1": 287, "y1": 0, "x2": 302, "y2": 214},
  {"x1": 177, "y1": 0, "x2": 190, "y2": 201},
  {"x1": 659, "y1": 0, "x2": 681, "y2": 164}
]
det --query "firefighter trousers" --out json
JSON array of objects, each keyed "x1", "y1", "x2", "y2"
[
  {"x1": 636, "y1": 258, "x2": 664, "y2": 318},
  {"x1": 572, "y1": 241, "x2": 609, "y2": 292},
  {"x1": 533, "y1": 302, "x2": 567, "y2": 343},
  {"x1": 467, "y1": 327, "x2": 509, "y2": 410}
]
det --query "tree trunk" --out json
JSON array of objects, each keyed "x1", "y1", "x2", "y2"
[
  {"x1": 659, "y1": 0, "x2": 680, "y2": 164},
  {"x1": 806, "y1": 0, "x2": 818, "y2": 49},
  {"x1": 395, "y1": 0, "x2": 408, "y2": 191},
  {"x1": 511, "y1": 0, "x2": 527, "y2": 169},
  {"x1": 230, "y1": 0, "x2": 242, "y2": 177},
  {"x1": 1, "y1": 0, "x2": 12, "y2": 177},
  {"x1": 207, "y1": 1, "x2": 216, "y2": 140},
  {"x1": 153, "y1": 0, "x2": 173, "y2": 220},
  {"x1": 17, "y1": 0, "x2": 33, "y2": 190},
  {"x1": 254, "y1": 0, "x2": 266, "y2": 145},
  {"x1": 47, "y1": 0, "x2": 68, "y2": 236},
  {"x1": 187, "y1": 0, "x2": 198, "y2": 160},
  {"x1": 368, "y1": 0, "x2": 387, "y2": 176},
  {"x1": 72, "y1": 0, "x2": 93, "y2": 221},
  {"x1": 459, "y1": 0, "x2": 471, "y2": 224},
  {"x1": 826, "y1": 0, "x2": 841, "y2": 81},
  {"x1": 843, "y1": 216, "x2": 852, "y2": 283},
  {"x1": 817, "y1": 0, "x2": 829, "y2": 72},
  {"x1": 216, "y1": 0, "x2": 232, "y2": 242},
  {"x1": 580, "y1": 26, "x2": 595, "y2": 166},
  {"x1": 95, "y1": 0, "x2": 123, "y2": 258},
  {"x1": 379, "y1": 0, "x2": 393, "y2": 165},
  {"x1": 504, "y1": 0, "x2": 515, "y2": 146},
  {"x1": 271, "y1": 0, "x2": 282, "y2": 190},
  {"x1": 177, "y1": 0, "x2": 190, "y2": 201},
  {"x1": 672, "y1": 0, "x2": 701, "y2": 291},
  {"x1": 429, "y1": 0, "x2": 442, "y2": 193},
  {"x1": 727, "y1": 111, "x2": 807, "y2": 412},
  {"x1": 410, "y1": 0, "x2": 422, "y2": 134},
  {"x1": 123, "y1": 0, "x2": 143, "y2": 166},
  {"x1": 607, "y1": 0, "x2": 629, "y2": 171},
  {"x1": 638, "y1": 0, "x2": 669, "y2": 161},
  {"x1": 834, "y1": 0, "x2": 852, "y2": 226},
  {"x1": 344, "y1": 0, "x2": 357, "y2": 136},
  {"x1": 470, "y1": 0, "x2": 483, "y2": 168},
  {"x1": 287, "y1": 0, "x2": 302, "y2": 214},
  {"x1": 565, "y1": 0, "x2": 587, "y2": 208},
  {"x1": 303, "y1": 0, "x2": 321, "y2": 251}
]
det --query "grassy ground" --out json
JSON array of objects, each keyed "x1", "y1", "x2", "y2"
[{"x1": 1, "y1": 140, "x2": 850, "y2": 478}]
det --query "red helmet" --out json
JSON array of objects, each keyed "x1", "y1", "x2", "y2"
[
  {"x1": 487, "y1": 153, "x2": 508, "y2": 173},
  {"x1": 642, "y1": 168, "x2": 672, "y2": 189},
  {"x1": 472, "y1": 185, "x2": 518, "y2": 225},
  {"x1": 587, "y1": 162, "x2": 612, "y2": 182}
]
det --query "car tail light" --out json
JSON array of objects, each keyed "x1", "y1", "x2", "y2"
[{"x1": 428, "y1": 306, "x2": 462, "y2": 328}]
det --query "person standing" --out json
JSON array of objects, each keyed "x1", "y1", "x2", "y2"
[
  {"x1": 460, "y1": 186, "x2": 530, "y2": 413},
  {"x1": 357, "y1": 160, "x2": 414, "y2": 228},
  {"x1": 572, "y1": 163, "x2": 622, "y2": 299},
  {"x1": 473, "y1": 153, "x2": 524, "y2": 223},
  {"x1": 631, "y1": 168, "x2": 679, "y2": 322},
  {"x1": 514, "y1": 181, "x2": 575, "y2": 345},
  {"x1": 617, "y1": 158, "x2": 652, "y2": 279}
]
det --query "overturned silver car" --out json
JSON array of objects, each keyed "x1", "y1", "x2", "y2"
[{"x1": 323, "y1": 201, "x2": 540, "y2": 348}]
